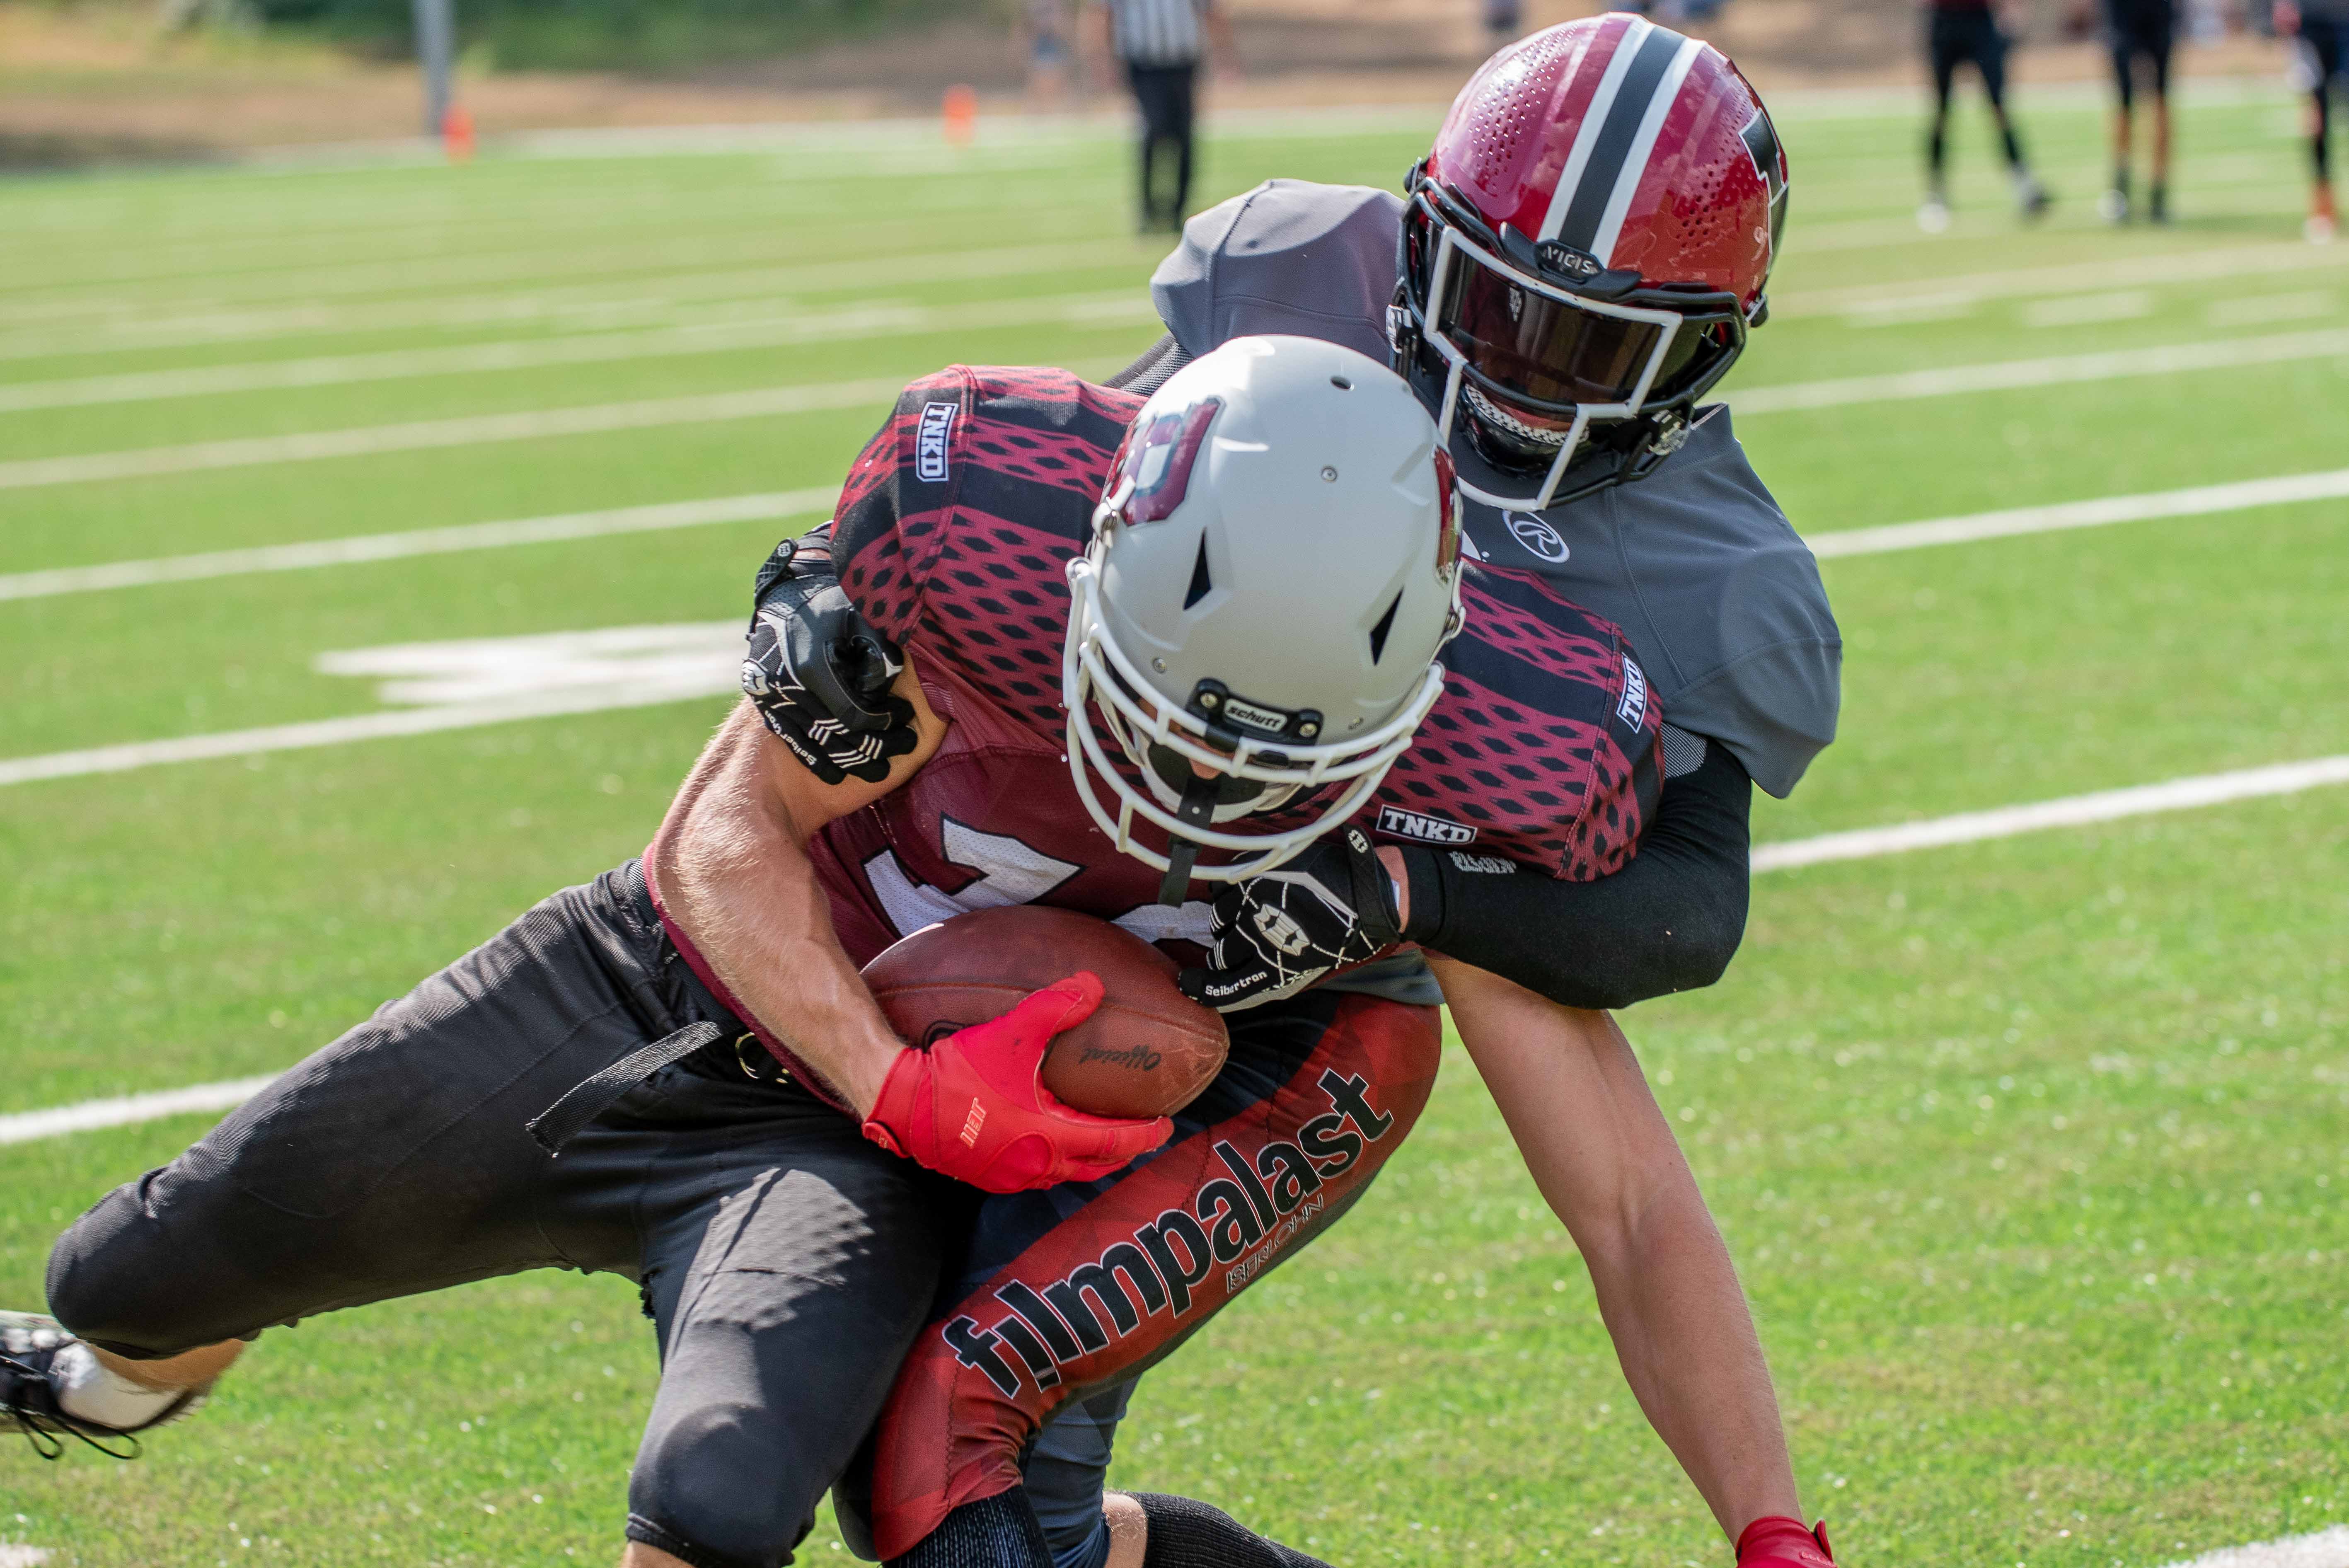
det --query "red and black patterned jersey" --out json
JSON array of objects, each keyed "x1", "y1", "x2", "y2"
[{"x1": 808, "y1": 364, "x2": 1662, "y2": 967}]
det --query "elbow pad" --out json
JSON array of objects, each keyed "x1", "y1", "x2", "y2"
[{"x1": 740, "y1": 532, "x2": 918, "y2": 785}]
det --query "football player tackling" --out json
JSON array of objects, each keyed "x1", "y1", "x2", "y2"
[{"x1": 5, "y1": 334, "x2": 1831, "y2": 1568}]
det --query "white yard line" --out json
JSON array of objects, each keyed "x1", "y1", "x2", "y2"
[
  {"x1": 1723, "y1": 328, "x2": 2349, "y2": 416},
  {"x1": 0, "y1": 377, "x2": 911, "y2": 491},
  {"x1": 0, "y1": 1078, "x2": 278, "y2": 1147},
  {"x1": 1805, "y1": 467, "x2": 2349, "y2": 559},
  {"x1": 1769, "y1": 240, "x2": 2347, "y2": 322},
  {"x1": 0, "y1": 490, "x2": 834, "y2": 603},
  {"x1": 0, "y1": 672, "x2": 735, "y2": 789},
  {"x1": 7, "y1": 753, "x2": 2349, "y2": 1145},
  {"x1": 1749, "y1": 755, "x2": 2349, "y2": 873},
  {"x1": 2152, "y1": 1527, "x2": 2349, "y2": 1568},
  {"x1": 0, "y1": 291, "x2": 1152, "y2": 413},
  {"x1": 8, "y1": 330, "x2": 2335, "y2": 494},
  {"x1": 0, "y1": 238, "x2": 1139, "y2": 362},
  {"x1": 8, "y1": 460, "x2": 2343, "y2": 604}
]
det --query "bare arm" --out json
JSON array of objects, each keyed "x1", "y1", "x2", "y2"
[
  {"x1": 1428, "y1": 954, "x2": 1799, "y2": 1542},
  {"x1": 651, "y1": 663, "x2": 946, "y2": 1116}
]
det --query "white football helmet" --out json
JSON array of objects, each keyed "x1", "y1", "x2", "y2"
[{"x1": 1063, "y1": 335, "x2": 1467, "y2": 902}]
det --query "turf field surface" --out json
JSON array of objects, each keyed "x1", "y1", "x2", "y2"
[{"x1": 1, "y1": 84, "x2": 2345, "y2": 1567}]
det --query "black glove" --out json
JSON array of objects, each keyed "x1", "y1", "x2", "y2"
[
  {"x1": 740, "y1": 535, "x2": 919, "y2": 786},
  {"x1": 1178, "y1": 827, "x2": 1406, "y2": 1012}
]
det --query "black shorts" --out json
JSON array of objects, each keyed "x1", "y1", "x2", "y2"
[
  {"x1": 2301, "y1": 15, "x2": 2347, "y2": 98},
  {"x1": 48, "y1": 861, "x2": 968, "y2": 1568},
  {"x1": 1929, "y1": 6, "x2": 2010, "y2": 105},
  {"x1": 2105, "y1": 0, "x2": 2175, "y2": 105}
]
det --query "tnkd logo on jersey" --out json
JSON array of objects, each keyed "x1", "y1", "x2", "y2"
[
  {"x1": 1376, "y1": 805, "x2": 1476, "y2": 845},
  {"x1": 916, "y1": 401, "x2": 958, "y2": 482},
  {"x1": 1616, "y1": 656, "x2": 1650, "y2": 729}
]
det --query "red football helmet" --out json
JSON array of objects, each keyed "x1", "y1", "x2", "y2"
[{"x1": 1391, "y1": 16, "x2": 1790, "y2": 512}]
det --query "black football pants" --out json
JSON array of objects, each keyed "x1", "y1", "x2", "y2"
[
  {"x1": 1126, "y1": 63, "x2": 1196, "y2": 230},
  {"x1": 46, "y1": 862, "x2": 970, "y2": 1568}
]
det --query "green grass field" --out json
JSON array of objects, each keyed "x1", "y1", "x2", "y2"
[{"x1": 2, "y1": 82, "x2": 2345, "y2": 1568}]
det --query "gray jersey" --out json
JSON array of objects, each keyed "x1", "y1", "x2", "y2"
[{"x1": 1149, "y1": 179, "x2": 1842, "y2": 798}]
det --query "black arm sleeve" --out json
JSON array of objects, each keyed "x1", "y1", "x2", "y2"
[
  {"x1": 1106, "y1": 332, "x2": 1192, "y2": 396},
  {"x1": 1398, "y1": 743, "x2": 1753, "y2": 1011}
]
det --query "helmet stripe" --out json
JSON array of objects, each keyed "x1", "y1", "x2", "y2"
[
  {"x1": 1535, "y1": 15, "x2": 1650, "y2": 247},
  {"x1": 1543, "y1": 20, "x2": 1686, "y2": 256},
  {"x1": 1587, "y1": 36, "x2": 1706, "y2": 267}
]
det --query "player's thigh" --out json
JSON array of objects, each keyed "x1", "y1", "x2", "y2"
[
  {"x1": 626, "y1": 1095, "x2": 968, "y2": 1568},
  {"x1": 1974, "y1": 18, "x2": 2010, "y2": 104},
  {"x1": 47, "y1": 866, "x2": 667, "y2": 1359},
  {"x1": 864, "y1": 991, "x2": 1443, "y2": 1559},
  {"x1": 1925, "y1": 16, "x2": 1963, "y2": 108}
]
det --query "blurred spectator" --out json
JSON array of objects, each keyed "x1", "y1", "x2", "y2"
[
  {"x1": 1086, "y1": 0, "x2": 1238, "y2": 232},
  {"x1": 2090, "y1": 0, "x2": 2178, "y2": 221},
  {"x1": 2278, "y1": 0, "x2": 2344, "y2": 240},
  {"x1": 1484, "y1": 0, "x2": 1525, "y2": 48},
  {"x1": 1918, "y1": 0, "x2": 2051, "y2": 230},
  {"x1": 1020, "y1": 0, "x2": 1075, "y2": 110}
]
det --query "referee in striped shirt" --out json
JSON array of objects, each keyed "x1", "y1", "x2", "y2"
[{"x1": 1086, "y1": 0, "x2": 1238, "y2": 231}]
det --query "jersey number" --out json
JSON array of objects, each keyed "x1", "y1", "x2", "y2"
[{"x1": 863, "y1": 818, "x2": 1213, "y2": 946}]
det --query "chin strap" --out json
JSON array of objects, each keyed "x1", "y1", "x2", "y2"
[{"x1": 1157, "y1": 774, "x2": 1223, "y2": 905}]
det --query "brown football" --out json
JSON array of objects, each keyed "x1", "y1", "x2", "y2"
[{"x1": 860, "y1": 905, "x2": 1230, "y2": 1119}]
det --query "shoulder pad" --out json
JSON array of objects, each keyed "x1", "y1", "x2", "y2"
[{"x1": 1149, "y1": 180, "x2": 1402, "y2": 361}]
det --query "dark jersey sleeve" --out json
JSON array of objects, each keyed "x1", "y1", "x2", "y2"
[
  {"x1": 1399, "y1": 743, "x2": 1751, "y2": 1010},
  {"x1": 827, "y1": 368, "x2": 976, "y2": 646}
]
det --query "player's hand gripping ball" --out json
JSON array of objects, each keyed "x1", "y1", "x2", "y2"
[
  {"x1": 1736, "y1": 1518, "x2": 1834, "y2": 1568},
  {"x1": 859, "y1": 907, "x2": 1230, "y2": 1191},
  {"x1": 1178, "y1": 827, "x2": 1403, "y2": 1012}
]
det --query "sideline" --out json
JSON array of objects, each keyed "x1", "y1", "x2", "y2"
[
  {"x1": 9, "y1": 462, "x2": 2343, "y2": 603},
  {"x1": 2155, "y1": 1529, "x2": 2349, "y2": 1568},
  {"x1": 10, "y1": 331, "x2": 2346, "y2": 493},
  {"x1": 6, "y1": 751, "x2": 2349, "y2": 1145}
]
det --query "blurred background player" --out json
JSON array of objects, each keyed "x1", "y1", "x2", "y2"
[
  {"x1": 1085, "y1": 0, "x2": 1238, "y2": 232},
  {"x1": 1920, "y1": 0, "x2": 2052, "y2": 230},
  {"x1": 2088, "y1": 0, "x2": 2177, "y2": 220},
  {"x1": 2278, "y1": 0, "x2": 2346, "y2": 239},
  {"x1": 1482, "y1": 0, "x2": 1524, "y2": 49},
  {"x1": 1019, "y1": 0, "x2": 1074, "y2": 111}
]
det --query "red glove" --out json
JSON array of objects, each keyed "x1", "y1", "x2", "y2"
[
  {"x1": 1737, "y1": 1517, "x2": 1834, "y2": 1568},
  {"x1": 861, "y1": 973, "x2": 1172, "y2": 1193}
]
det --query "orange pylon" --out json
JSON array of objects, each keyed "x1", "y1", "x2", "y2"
[
  {"x1": 442, "y1": 104, "x2": 476, "y2": 163},
  {"x1": 943, "y1": 85, "x2": 978, "y2": 147}
]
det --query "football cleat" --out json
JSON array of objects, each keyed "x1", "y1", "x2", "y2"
[
  {"x1": 2015, "y1": 172, "x2": 2052, "y2": 221},
  {"x1": 0, "y1": 1312, "x2": 199, "y2": 1460},
  {"x1": 1916, "y1": 196, "x2": 1952, "y2": 233}
]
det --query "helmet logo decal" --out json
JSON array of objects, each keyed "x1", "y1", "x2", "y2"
[
  {"x1": 1107, "y1": 397, "x2": 1223, "y2": 526},
  {"x1": 1504, "y1": 513, "x2": 1571, "y2": 563},
  {"x1": 1739, "y1": 106, "x2": 1790, "y2": 262},
  {"x1": 1431, "y1": 447, "x2": 1463, "y2": 581}
]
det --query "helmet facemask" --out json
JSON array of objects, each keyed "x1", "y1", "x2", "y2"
[{"x1": 1392, "y1": 170, "x2": 1752, "y2": 514}]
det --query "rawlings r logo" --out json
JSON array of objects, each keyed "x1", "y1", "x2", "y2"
[{"x1": 916, "y1": 401, "x2": 958, "y2": 483}]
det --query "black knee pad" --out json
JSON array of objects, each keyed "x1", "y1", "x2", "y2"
[
  {"x1": 629, "y1": 1403, "x2": 825, "y2": 1568},
  {"x1": 1132, "y1": 1494, "x2": 1333, "y2": 1568}
]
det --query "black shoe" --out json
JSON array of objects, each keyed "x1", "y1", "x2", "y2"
[
  {"x1": 2149, "y1": 184, "x2": 2170, "y2": 223},
  {"x1": 1, "y1": 1312, "x2": 196, "y2": 1460}
]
